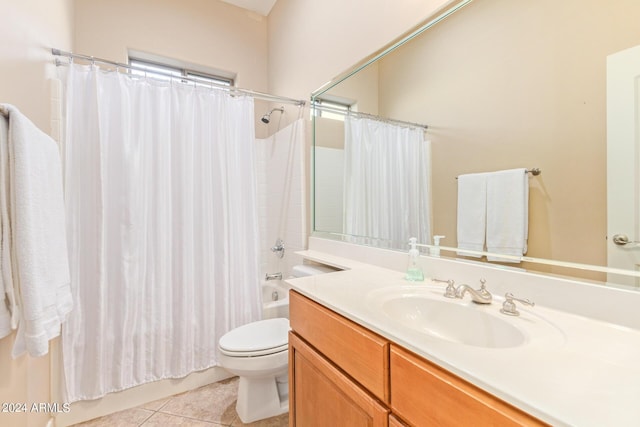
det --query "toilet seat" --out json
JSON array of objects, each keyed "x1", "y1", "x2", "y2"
[{"x1": 219, "y1": 318, "x2": 289, "y2": 357}]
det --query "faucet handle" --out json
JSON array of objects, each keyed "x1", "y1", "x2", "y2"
[
  {"x1": 500, "y1": 293, "x2": 534, "y2": 316},
  {"x1": 478, "y1": 278, "x2": 490, "y2": 295},
  {"x1": 433, "y1": 278, "x2": 457, "y2": 299}
]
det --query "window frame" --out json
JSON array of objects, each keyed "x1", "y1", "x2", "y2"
[
  {"x1": 128, "y1": 56, "x2": 234, "y2": 88},
  {"x1": 313, "y1": 98, "x2": 355, "y2": 121}
]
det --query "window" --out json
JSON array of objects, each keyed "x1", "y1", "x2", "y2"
[
  {"x1": 129, "y1": 56, "x2": 234, "y2": 88},
  {"x1": 313, "y1": 98, "x2": 355, "y2": 122}
]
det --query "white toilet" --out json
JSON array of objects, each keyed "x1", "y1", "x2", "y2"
[
  {"x1": 218, "y1": 318, "x2": 290, "y2": 423},
  {"x1": 217, "y1": 263, "x2": 337, "y2": 423}
]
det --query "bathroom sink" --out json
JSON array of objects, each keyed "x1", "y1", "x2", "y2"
[{"x1": 380, "y1": 296, "x2": 525, "y2": 348}]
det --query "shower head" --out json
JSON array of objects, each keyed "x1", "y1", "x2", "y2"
[{"x1": 261, "y1": 107, "x2": 284, "y2": 124}]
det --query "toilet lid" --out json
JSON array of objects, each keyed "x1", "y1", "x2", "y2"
[{"x1": 219, "y1": 318, "x2": 290, "y2": 356}]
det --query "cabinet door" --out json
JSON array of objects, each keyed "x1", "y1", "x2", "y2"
[
  {"x1": 390, "y1": 345, "x2": 547, "y2": 427},
  {"x1": 289, "y1": 290, "x2": 389, "y2": 403},
  {"x1": 289, "y1": 332, "x2": 389, "y2": 427},
  {"x1": 389, "y1": 414, "x2": 408, "y2": 427}
]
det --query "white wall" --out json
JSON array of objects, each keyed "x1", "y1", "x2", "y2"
[
  {"x1": 256, "y1": 118, "x2": 307, "y2": 280},
  {"x1": 313, "y1": 147, "x2": 344, "y2": 232}
]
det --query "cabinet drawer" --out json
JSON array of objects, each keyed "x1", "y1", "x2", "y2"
[
  {"x1": 390, "y1": 345, "x2": 547, "y2": 426},
  {"x1": 289, "y1": 290, "x2": 390, "y2": 403}
]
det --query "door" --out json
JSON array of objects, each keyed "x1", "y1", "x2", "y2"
[
  {"x1": 288, "y1": 332, "x2": 389, "y2": 427},
  {"x1": 607, "y1": 44, "x2": 640, "y2": 287}
]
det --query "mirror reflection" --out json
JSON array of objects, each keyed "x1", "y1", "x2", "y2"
[{"x1": 312, "y1": 0, "x2": 640, "y2": 284}]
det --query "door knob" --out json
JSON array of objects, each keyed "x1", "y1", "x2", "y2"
[{"x1": 612, "y1": 234, "x2": 640, "y2": 246}]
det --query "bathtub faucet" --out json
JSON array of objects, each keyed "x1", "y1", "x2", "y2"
[
  {"x1": 265, "y1": 272, "x2": 283, "y2": 281},
  {"x1": 271, "y1": 238, "x2": 285, "y2": 259}
]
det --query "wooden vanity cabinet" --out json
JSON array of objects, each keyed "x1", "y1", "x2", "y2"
[{"x1": 289, "y1": 290, "x2": 547, "y2": 427}]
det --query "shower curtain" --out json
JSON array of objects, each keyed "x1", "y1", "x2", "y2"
[
  {"x1": 343, "y1": 116, "x2": 432, "y2": 248},
  {"x1": 255, "y1": 118, "x2": 306, "y2": 278},
  {"x1": 61, "y1": 64, "x2": 262, "y2": 402}
]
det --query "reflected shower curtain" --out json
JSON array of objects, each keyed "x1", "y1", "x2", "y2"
[
  {"x1": 61, "y1": 64, "x2": 262, "y2": 402},
  {"x1": 343, "y1": 116, "x2": 432, "y2": 248}
]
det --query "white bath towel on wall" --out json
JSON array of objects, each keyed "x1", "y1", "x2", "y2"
[
  {"x1": 456, "y1": 172, "x2": 487, "y2": 257},
  {"x1": 0, "y1": 104, "x2": 72, "y2": 357},
  {"x1": 0, "y1": 114, "x2": 15, "y2": 338},
  {"x1": 486, "y1": 168, "x2": 528, "y2": 262}
]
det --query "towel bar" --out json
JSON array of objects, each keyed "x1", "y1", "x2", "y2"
[{"x1": 455, "y1": 168, "x2": 541, "y2": 179}]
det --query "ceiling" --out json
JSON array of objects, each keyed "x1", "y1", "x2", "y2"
[{"x1": 220, "y1": 0, "x2": 278, "y2": 16}]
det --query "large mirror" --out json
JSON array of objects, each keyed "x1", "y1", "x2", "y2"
[{"x1": 311, "y1": 0, "x2": 640, "y2": 287}]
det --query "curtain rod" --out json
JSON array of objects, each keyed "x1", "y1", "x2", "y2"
[
  {"x1": 51, "y1": 48, "x2": 306, "y2": 107},
  {"x1": 312, "y1": 103, "x2": 428, "y2": 130}
]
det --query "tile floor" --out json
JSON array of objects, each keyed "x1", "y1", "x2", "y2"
[{"x1": 71, "y1": 377, "x2": 288, "y2": 427}]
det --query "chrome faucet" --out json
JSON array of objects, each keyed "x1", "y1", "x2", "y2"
[
  {"x1": 265, "y1": 272, "x2": 283, "y2": 281},
  {"x1": 271, "y1": 238, "x2": 285, "y2": 259},
  {"x1": 455, "y1": 279, "x2": 492, "y2": 304}
]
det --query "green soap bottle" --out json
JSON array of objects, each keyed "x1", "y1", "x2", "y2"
[{"x1": 405, "y1": 237, "x2": 424, "y2": 281}]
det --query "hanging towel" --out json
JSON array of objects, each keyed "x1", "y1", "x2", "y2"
[
  {"x1": 0, "y1": 114, "x2": 16, "y2": 338},
  {"x1": 486, "y1": 168, "x2": 529, "y2": 263},
  {"x1": 456, "y1": 172, "x2": 487, "y2": 257},
  {"x1": 0, "y1": 104, "x2": 72, "y2": 358}
]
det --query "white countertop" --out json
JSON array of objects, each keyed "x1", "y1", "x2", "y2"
[{"x1": 286, "y1": 251, "x2": 640, "y2": 427}]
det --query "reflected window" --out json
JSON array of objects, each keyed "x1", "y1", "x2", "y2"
[{"x1": 313, "y1": 98, "x2": 355, "y2": 122}]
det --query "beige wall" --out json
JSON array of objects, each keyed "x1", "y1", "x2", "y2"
[
  {"x1": 0, "y1": 0, "x2": 73, "y2": 130},
  {"x1": 0, "y1": 1, "x2": 73, "y2": 425},
  {"x1": 267, "y1": 0, "x2": 452, "y2": 102},
  {"x1": 73, "y1": 0, "x2": 267, "y2": 90}
]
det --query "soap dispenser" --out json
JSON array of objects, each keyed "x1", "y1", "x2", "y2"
[
  {"x1": 430, "y1": 235, "x2": 445, "y2": 257},
  {"x1": 405, "y1": 237, "x2": 424, "y2": 282}
]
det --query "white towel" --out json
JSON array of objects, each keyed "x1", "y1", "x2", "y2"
[
  {"x1": 0, "y1": 104, "x2": 72, "y2": 358},
  {"x1": 0, "y1": 114, "x2": 16, "y2": 338},
  {"x1": 456, "y1": 172, "x2": 487, "y2": 257},
  {"x1": 486, "y1": 168, "x2": 528, "y2": 262}
]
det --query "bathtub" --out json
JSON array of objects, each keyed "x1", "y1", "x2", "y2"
[
  {"x1": 262, "y1": 280, "x2": 290, "y2": 319},
  {"x1": 55, "y1": 279, "x2": 290, "y2": 426}
]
